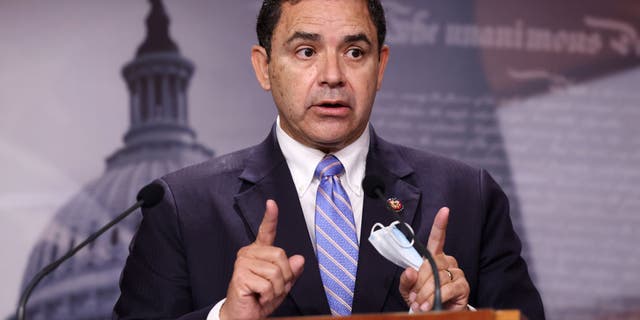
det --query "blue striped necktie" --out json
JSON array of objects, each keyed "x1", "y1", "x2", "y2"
[{"x1": 314, "y1": 155, "x2": 359, "y2": 316}]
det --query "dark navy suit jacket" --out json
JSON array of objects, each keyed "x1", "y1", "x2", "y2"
[{"x1": 113, "y1": 128, "x2": 545, "y2": 319}]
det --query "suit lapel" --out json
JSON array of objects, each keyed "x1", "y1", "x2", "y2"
[
  {"x1": 352, "y1": 131, "x2": 422, "y2": 313},
  {"x1": 233, "y1": 129, "x2": 330, "y2": 315}
]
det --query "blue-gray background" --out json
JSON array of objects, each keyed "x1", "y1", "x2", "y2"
[{"x1": 1, "y1": 1, "x2": 639, "y2": 319}]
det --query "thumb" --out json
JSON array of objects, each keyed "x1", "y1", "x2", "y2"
[
  {"x1": 288, "y1": 254, "x2": 305, "y2": 279},
  {"x1": 255, "y1": 199, "x2": 278, "y2": 246},
  {"x1": 285, "y1": 255, "x2": 305, "y2": 292},
  {"x1": 399, "y1": 267, "x2": 418, "y2": 297}
]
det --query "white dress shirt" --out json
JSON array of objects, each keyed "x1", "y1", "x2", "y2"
[
  {"x1": 208, "y1": 118, "x2": 370, "y2": 319},
  {"x1": 275, "y1": 117, "x2": 370, "y2": 246}
]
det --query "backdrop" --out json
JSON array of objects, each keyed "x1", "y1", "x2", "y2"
[{"x1": 1, "y1": 1, "x2": 639, "y2": 319}]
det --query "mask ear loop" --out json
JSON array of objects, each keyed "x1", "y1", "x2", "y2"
[
  {"x1": 370, "y1": 222, "x2": 385, "y2": 234},
  {"x1": 389, "y1": 221, "x2": 416, "y2": 248}
]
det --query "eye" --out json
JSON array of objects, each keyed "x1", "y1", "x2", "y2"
[
  {"x1": 295, "y1": 47, "x2": 315, "y2": 59},
  {"x1": 346, "y1": 48, "x2": 364, "y2": 59}
]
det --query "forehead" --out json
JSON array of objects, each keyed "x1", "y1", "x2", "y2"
[{"x1": 276, "y1": 0, "x2": 375, "y2": 41}]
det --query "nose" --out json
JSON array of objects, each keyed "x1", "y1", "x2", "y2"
[{"x1": 319, "y1": 52, "x2": 345, "y2": 88}]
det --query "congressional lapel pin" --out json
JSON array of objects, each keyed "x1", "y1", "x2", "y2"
[{"x1": 386, "y1": 197, "x2": 404, "y2": 213}]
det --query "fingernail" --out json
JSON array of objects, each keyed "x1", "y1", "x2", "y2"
[
  {"x1": 410, "y1": 302, "x2": 419, "y2": 312},
  {"x1": 409, "y1": 292, "x2": 416, "y2": 303},
  {"x1": 420, "y1": 302, "x2": 430, "y2": 312}
]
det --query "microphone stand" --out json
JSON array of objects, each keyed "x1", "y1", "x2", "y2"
[{"x1": 16, "y1": 199, "x2": 144, "y2": 320}]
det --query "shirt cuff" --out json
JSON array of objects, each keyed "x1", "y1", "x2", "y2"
[{"x1": 207, "y1": 298, "x2": 226, "y2": 320}]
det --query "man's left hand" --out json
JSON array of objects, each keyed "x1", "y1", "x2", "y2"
[{"x1": 398, "y1": 207, "x2": 470, "y2": 312}]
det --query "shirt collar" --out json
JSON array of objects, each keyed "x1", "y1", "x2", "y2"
[{"x1": 276, "y1": 116, "x2": 370, "y2": 197}]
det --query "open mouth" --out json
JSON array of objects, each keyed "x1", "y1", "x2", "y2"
[
  {"x1": 312, "y1": 101, "x2": 351, "y2": 117},
  {"x1": 320, "y1": 103, "x2": 346, "y2": 108},
  {"x1": 316, "y1": 101, "x2": 350, "y2": 108}
]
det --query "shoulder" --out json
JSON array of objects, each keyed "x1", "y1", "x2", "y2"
[
  {"x1": 374, "y1": 136, "x2": 482, "y2": 180},
  {"x1": 381, "y1": 140, "x2": 508, "y2": 219},
  {"x1": 160, "y1": 144, "x2": 258, "y2": 189}
]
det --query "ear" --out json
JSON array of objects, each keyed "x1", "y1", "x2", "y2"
[
  {"x1": 251, "y1": 45, "x2": 271, "y2": 91},
  {"x1": 376, "y1": 45, "x2": 390, "y2": 91}
]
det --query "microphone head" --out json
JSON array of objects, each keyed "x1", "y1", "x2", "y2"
[
  {"x1": 362, "y1": 175, "x2": 385, "y2": 198},
  {"x1": 136, "y1": 183, "x2": 165, "y2": 208}
]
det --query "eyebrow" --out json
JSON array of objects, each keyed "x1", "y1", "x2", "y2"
[
  {"x1": 285, "y1": 31, "x2": 320, "y2": 45},
  {"x1": 343, "y1": 33, "x2": 372, "y2": 46},
  {"x1": 284, "y1": 31, "x2": 372, "y2": 47}
]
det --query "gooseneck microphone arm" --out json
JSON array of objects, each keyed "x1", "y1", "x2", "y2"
[
  {"x1": 16, "y1": 183, "x2": 164, "y2": 320},
  {"x1": 362, "y1": 175, "x2": 443, "y2": 311}
]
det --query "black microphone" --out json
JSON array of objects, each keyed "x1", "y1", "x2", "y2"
[
  {"x1": 16, "y1": 182, "x2": 165, "y2": 320},
  {"x1": 362, "y1": 175, "x2": 443, "y2": 311}
]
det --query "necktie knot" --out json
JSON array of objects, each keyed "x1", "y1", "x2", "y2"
[{"x1": 315, "y1": 155, "x2": 345, "y2": 179}]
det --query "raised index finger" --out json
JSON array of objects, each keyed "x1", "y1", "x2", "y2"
[
  {"x1": 426, "y1": 207, "x2": 450, "y2": 255},
  {"x1": 255, "y1": 199, "x2": 279, "y2": 246}
]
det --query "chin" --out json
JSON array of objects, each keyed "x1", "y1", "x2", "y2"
[
  {"x1": 310, "y1": 129, "x2": 348, "y2": 141},
  {"x1": 309, "y1": 134, "x2": 352, "y2": 151}
]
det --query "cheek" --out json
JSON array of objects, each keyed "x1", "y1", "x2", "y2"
[
  {"x1": 270, "y1": 64, "x2": 309, "y2": 119},
  {"x1": 353, "y1": 69, "x2": 378, "y2": 106},
  {"x1": 282, "y1": 68, "x2": 315, "y2": 104},
  {"x1": 270, "y1": 64, "x2": 291, "y2": 102}
]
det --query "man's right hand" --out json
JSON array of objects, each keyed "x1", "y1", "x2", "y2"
[{"x1": 220, "y1": 200, "x2": 305, "y2": 320}]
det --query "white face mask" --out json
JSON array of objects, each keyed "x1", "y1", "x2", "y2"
[{"x1": 368, "y1": 221, "x2": 424, "y2": 270}]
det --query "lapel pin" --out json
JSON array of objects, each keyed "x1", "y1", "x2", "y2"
[{"x1": 386, "y1": 197, "x2": 404, "y2": 213}]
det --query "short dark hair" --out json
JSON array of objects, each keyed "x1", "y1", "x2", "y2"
[{"x1": 256, "y1": 0, "x2": 386, "y2": 60}]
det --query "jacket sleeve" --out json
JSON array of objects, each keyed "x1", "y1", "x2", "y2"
[
  {"x1": 475, "y1": 169, "x2": 545, "y2": 320},
  {"x1": 112, "y1": 178, "x2": 214, "y2": 320}
]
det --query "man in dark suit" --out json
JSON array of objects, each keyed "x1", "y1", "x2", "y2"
[{"x1": 114, "y1": 0, "x2": 544, "y2": 319}]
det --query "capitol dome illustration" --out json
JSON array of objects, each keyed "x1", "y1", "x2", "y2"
[{"x1": 18, "y1": 1, "x2": 213, "y2": 319}]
